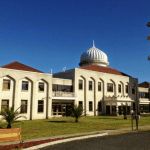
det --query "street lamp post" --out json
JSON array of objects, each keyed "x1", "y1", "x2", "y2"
[{"x1": 131, "y1": 110, "x2": 134, "y2": 130}]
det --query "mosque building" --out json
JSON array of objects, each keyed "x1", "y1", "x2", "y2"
[{"x1": 0, "y1": 42, "x2": 140, "y2": 120}]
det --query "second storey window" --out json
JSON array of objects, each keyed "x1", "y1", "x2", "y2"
[
  {"x1": 39, "y1": 82, "x2": 44, "y2": 92},
  {"x1": 126, "y1": 85, "x2": 128, "y2": 93},
  {"x1": 98, "y1": 82, "x2": 101, "y2": 91},
  {"x1": 22, "y1": 81, "x2": 28, "y2": 91},
  {"x1": 89, "y1": 81, "x2": 92, "y2": 90},
  {"x1": 89, "y1": 101, "x2": 93, "y2": 111},
  {"x1": 1, "y1": 100, "x2": 9, "y2": 111},
  {"x1": 132, "y1": 86, "x2": 135, "y2": 94},
  {"x1": 139, "y1": 92, "x2": 149, "y2": 98},
  {"x1": 52, "y1": 84, "x2": 73, "y2": 92},
  {"x1": 21, "y1": 100, "x2": 27, "y2": 113},
  {"x1": 38, "y1": 100, "x2": 44, "y2": 113},
  {"x1": 3, "y1": 79, "x2": 10, "y2": 90},
  {"x1": 79, "y1": 80, "x2": 83, "y2": 90},
  {"x1": 107, "y1": 83, "x2": 113, "y2": 92},
  {"x1": 118, "y1": 84, "x2": 121, "y2": 93}
]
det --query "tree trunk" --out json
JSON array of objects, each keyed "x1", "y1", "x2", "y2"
[
  {"x1": 75, "y1": 118, "x2": 78, "y2": 122},
  {"x1": 7, "y1": 123, "x2": 11, "y2": 128},
  {"x1": 124, "y1": 115, "x2": 127, "y2": 119}
]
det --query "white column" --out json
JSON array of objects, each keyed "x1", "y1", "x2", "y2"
[
  {"x1": 115, "y1": 84, "x2": 118, "y2": 97},
  {"x1": 85, "y1": 79, "x2": 88, "y2": 116},
  {"x1": 102, "y1": 81, "x2": 107, "y2": 114},
  {"x1": 14, "y1": 80, "x2": 19, "y2": 111},
  {"x1": 122, "y1": 83, "x2": 125, "y2": 96},
  {"x1": 116, "y1": 104, "x2": 119, "y2": 116},
  {"x1": 30, "y1": 81, "x2": 36, "y2": 120},
  {"x1": 47, "y1": 82, "x2": 52, "y2": 119},
  {"x1": 94, "y1": 80, "x2": 96, "y2": 116}
]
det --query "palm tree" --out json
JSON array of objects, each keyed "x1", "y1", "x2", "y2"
[
  {"x1": 71, "y1": 105, "x2": 84, "y2": 122},
  {"x1": 0, "y1": 106, "x2": 27, "y2": 128}
]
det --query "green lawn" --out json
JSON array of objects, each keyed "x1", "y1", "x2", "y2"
[{"x1": 0, "y1": 116, "x2": 150, "y2": 141}]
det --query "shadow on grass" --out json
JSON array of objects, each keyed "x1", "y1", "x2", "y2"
[
  {"x1": 104, "y1": 129, "x2": 116, "y2": 130},
  {"x1": 98, "y1": 117, "x2": 124, "y2": 120},
  {"x1": 48, "y1": 121, "x2": 74, "y2": 123},
  {"x1": 0, "y1": 126, "x2": 5, "y2": 129}
]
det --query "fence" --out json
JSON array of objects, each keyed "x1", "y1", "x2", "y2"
[{"x1": 0, "y1": 126, "x2": 21, "y2": 143}]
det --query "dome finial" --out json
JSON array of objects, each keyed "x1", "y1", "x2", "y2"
[{"x1": 93, "y1": 40, "x2": 95, "y2": 47}]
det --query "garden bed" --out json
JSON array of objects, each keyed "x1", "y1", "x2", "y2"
[{"x1": 0, "y1": 138, "x2": 62, "y2": 150}]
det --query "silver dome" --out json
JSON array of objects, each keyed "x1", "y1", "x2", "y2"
[{"x1": 79, "y1": 41, "x2": 109, "y2": 67}]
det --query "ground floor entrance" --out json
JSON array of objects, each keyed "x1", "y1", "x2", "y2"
[
  {"x1": 106, "y1": 106, "x2": 110, "y2": 114},
  {"x1": 118, "y1": 106, "x2": 130, "y2": 115},
  {"x1": 112, "y1": 106, "x2": 116, "y2": 115},
  {"x1": 52, "y1": 102, "x2": 74, "y2": 116},
  {"x1": 105, "y1": 101, "x2": 132, "y2": 116}
]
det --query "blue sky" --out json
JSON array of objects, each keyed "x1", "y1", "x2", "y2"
[{"x1": 0, "y1": 0, "x2": 150, "y2": 83}]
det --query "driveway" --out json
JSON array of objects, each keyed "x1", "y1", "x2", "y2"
[{"x1": 39, "y1": 130, "x2": 150, "y2": 150}]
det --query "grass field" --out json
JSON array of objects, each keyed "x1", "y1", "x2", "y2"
[{"x1": 0, "y1": 116, "x2": 150, "y2": 141}]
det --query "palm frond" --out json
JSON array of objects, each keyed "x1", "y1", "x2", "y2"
[
  {"x1": 14, "y1": 116, "x2": 27, "y2": 121},
  {"x1": 0, "y1": 106, "x2": 27, "y2": 128}
]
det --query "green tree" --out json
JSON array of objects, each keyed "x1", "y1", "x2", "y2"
[
  {"x1": 0, "y1": 106, "x2": 27, "y2": 128},
  {"x1": 71, "y1": 105, "x2": 84, "y2": 122}
]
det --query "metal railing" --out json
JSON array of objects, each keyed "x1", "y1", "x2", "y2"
[{"x1": 52, "y1": 91, "x2": 76, "y2": 97}]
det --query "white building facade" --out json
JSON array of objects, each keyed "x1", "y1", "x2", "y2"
[
  {"x1": 0, "y1": 43, "x2": 139, "y2": 120},
  {"x1": 138, "y1": 82, "x2": 150, "y2": 114}
]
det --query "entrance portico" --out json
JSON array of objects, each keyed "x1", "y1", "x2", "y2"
[
  {"x1": 104, "y1": 95, "x2": 134, "y2": 115},
  {"x1": 52, "y1": 91, "x2": 77, "y2": 117}
]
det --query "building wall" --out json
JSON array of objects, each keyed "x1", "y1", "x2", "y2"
[
  {"x1": 74, "y1": 68, "x2": 139, "y2": 116},
  {"x1": 139, "y1": 87, "x2": 150, "y2": 104},
  {"x1": 53, "y1": 70, "x2": 75, "y2": 80},
  {"x1": 52, "y1": 78, "x2": 73, "y2": 85},
  {"x1": 0, "y1": 66, "x2": 140, "y2": 121},
  {"x1": 0, "y1": 68, "x2": 52, "y2": 121}
]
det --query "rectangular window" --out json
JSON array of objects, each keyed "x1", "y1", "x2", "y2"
[
  {"x1": 89, "y1": 101, "x2": 93, "y2": 111},
  {"x1": 79, "y1": 101, "x2": 83, "y2": 108},
  {"x1": 1, "y1": 100, "x2": 9, "y2": 111},
  {"x1": 98, "y1": 101, "x2": 102, "y2": 111},
  {"x1": 107, "y1": 83, "x2": 113, "y2": 92},
  {"x1": 38, "y1": 100, "x2": 44, "y2": 113},
  {"x1": 140, "y1": 104, "x2": 149, "y2": 112},
  {"x1": 126, "y1": 85, "x2": 128, "y2": 93},
  {"x1": 118, "y1": 84, "x2": 121, "y2": 93},
  {"x1": 21, "y1": 100, "x2": 27, "y2": 113},
  {"x1": 139, "y1": 92, "x2": 149, "y2": 98},
  {"x1": 132, "y1": 86, "x2": 135, "y2": 94},
  {"x1": 98, "y1": 82, "x2": 101, "y2": 91},
  {"x1": 39, "y1": 82, "x2": 44, "y2": 92},
  {"x1": 22, "y1": 81, "x2": 28, "y2": 91},
  {"x1": 3, "y1": 79, "x2": 10, "y2": 90},
  {"x1": 52, "y1": 84, "x2": 73, "y2": 92},
  {"x1": 89, "y1": 81, "x2": 92, "y2": 90},
  {"x1": 52, "y1": 84, "x2": 57, "y2": 91},
  {"x1": 79, "y1": 80, "x2": 83, "y2": 90}
]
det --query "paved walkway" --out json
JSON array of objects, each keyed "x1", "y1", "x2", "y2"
[{"x1": 1, "y1": 125, "x2": 150, "y2": 148}]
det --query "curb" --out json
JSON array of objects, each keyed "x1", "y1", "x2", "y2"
[{"x1": 23, "y1": 132, "x2": 108, "y2": 150}]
